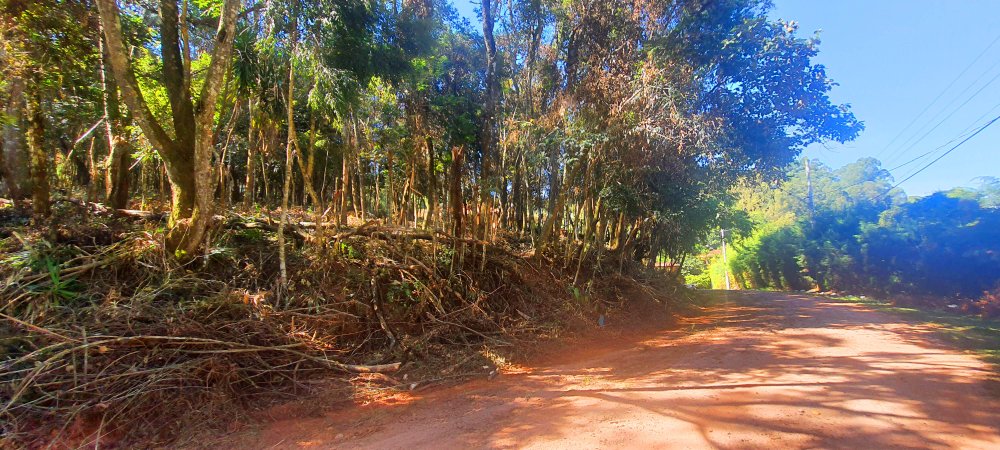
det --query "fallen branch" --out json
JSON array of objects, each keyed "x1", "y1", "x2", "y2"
[
  {"x1": 0, "y1": 312, "x2": 78, "y2": 343},
  {"x1": 2, "y1": 334, "x2": 402, "y2": 416},
  {"x1": 60, "y1": 198, "x2": 167, "y2": 221}
]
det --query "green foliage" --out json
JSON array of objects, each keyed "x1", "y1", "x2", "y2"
[
  {"x1": 33, "y1": 258, "x2": 80, "y2": 303},
  {"x1": 730, "y1": 157, "x2": 1000, "y2": 299},
  {"x1": 232, "y1": 228, "x2": 266, "y2": 243},
  {"x1": 567, "y1": 283, "x2": 593, "y2": 309},
  {"x1": 3, "y1": 0, "x2": 861, "y2": 274},
  {"x1": 681, "y1": 257, "x2": 712, "y2": 288},
  {"x1": 861, "y1": 193, "x2": 1000, "y2": 297},
  {"x1": 4, "y1": 238, "x2": 82, "y2": 308},
  {"x1": 658, "y1": 2, "x2": 863, "y2": 181},
  {"x1": 708, "y1": 256, "x2": 731, "y2": 290},
  {"x1": 972, "y1": 177, "x2": 1000, "y2": 208},
  {"x1": 686, "y1": 271, "x2": 712, "y2": 289},
  {"x1": 339, "y1": 242, "x2": 362, "y2": 260},
  {"x1": 387, "y1": 279, "x2": 420, "y2": 305},
  {"x1": 730, "y1": 225, "x2": 807, "y2": 290}
]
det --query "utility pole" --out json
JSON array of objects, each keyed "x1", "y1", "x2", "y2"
[{"x1": 721, "y1": 229, "x2": 731, "y2": 290}]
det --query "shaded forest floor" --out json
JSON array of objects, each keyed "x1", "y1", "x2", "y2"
[
  {"x1": 0, "y1": 202, "x2": 688, "y2": 449},
  {"x1": 208, "y1": 291, "x2": 1000, "y2": 450}
]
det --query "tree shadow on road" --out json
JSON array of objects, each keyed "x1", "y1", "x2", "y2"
[{"x1": 465, "y1": 291, "x2": 1000, "y2": 449}]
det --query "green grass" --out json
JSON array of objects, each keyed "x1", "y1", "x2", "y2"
[{"x1": 826, "y1": 295, "x2": 1000, "y2": 368}]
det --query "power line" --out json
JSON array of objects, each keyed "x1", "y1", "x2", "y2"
[
  {"x1": 883, "y1": 65, "x2": 1000, "y2": 166},
  {"x1": 832, "y1": 104, "x2": 1000, "y2": 195},
  {"x1": 886, "y1": 101, "x2": 1000, "y2": 172},
  {"x1": 876, "y1": 32, "x2": 1000, "y2": 158},
  {"x1": 889, "y1": 145, "x2": 952, "y2": 173},
  {"x1": 821, "y1": 111, "x2": 999, "y2": 198},
  {"x1": 888, "y1": 112, "x2": 1000, "y2": 191}
]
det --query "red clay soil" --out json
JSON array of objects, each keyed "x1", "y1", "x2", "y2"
[{"x1": 211, "y1": 291, "x2": 1000, "y2": 449}]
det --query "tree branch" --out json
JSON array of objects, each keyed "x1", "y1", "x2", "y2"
[
  {"x1": 159, "y1": 0, "x2": 196, "y2": 147},
  {"x1": 195, "y1": 0, "x2": 240, "y2": 123},
  {"x1": 95, "y1": 0, "x2": 175, "y2": 157}
]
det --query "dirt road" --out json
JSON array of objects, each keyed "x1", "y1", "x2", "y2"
[{"x1": 228, "y1": 291, "x2": 1000, "y2": 449}]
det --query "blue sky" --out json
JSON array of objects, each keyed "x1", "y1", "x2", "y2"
[
  {"x1": 451, "y1": 0, "x2": 477, "y2": 26},
  {"x1": 770, "y1": 0, "x2": 1000, "y2": 195},
  {"x1": 451, "y1": 0, "x2": 1000, "y2": 195}
]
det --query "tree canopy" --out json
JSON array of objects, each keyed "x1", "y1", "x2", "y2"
[{"x1": 1, "y1": 0, "x2": 859, "y2": 266}]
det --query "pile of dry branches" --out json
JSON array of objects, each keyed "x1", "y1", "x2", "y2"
[{"x1": 0, "y1": 206, "x2": 656, "y2": 447}]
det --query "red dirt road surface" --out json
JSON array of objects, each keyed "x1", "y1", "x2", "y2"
[{"x1": 224, "y1": 291, "x2": 1000, "y2": 449}]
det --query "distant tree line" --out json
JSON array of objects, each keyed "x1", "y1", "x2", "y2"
[{"x1": 727, "y1": 158, "x2": 1000, "y2": 299}]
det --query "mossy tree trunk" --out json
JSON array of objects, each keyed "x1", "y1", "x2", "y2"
[
  {"x1": 24, "y1": 85, "x2": 49, "y2": 218},
  {"x1": 96, "y1": 0, "x2": 239, "y2": 257}
]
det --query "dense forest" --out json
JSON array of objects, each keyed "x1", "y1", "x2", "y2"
[
  {"x1": 10, "y1": 0, "x2": 973, "y2": 446},
  {"x1": 1, "y1": 0, "x2": 860, "y2": 259}
]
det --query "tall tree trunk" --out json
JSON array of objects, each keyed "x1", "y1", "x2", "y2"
[
  {"x1": 105, "y1": 133, "x2": 132, "y2": 209},
  {"x1": 479, "y1": 0, "x2": 498, "y2": 241},
  {"x1": 0, "y1": 133, "x2": 14, "y2": 201},
  {"x1": 292, "y1": 135, "x2": 321, "y2": 209},
  {"x1": 86, "y1": 138, "x2": 99, "y2": 202},
  {"x1": 611, "y1": 211, "x2": 626, "y2": 250},
  {"x1": 0, "y1": 129, "x2": 8, "y2": 199},
  {"x1": 538, "y1": 147, "x2": 563, "y2": 249},
  {"x1": 356, "y1": 155, "x2": 366, "y2": 220},
  {"x1": 215, "y1": 69, "x2": 237, "y2": 211},
  {"x1": 260, "y1": 151, "x2": 270, "y2": 202},
  {"x1": 244, "y1": 99, "x2": 257, "y2": 208},
  {"x1": 512, "y1": 155, "x2": 521, "y2": 232},
  {"x1": 340, "y1": 136, "x2": 351, "y2": 225},
  {"x1": 386, "y1": 147, "x2": 394, "y2": 225},
  {"x1": 595, "y1": 204, "x2": 608, "y2": 250},
  {"x1": 498, "y1": 141, "x2": 509, "y2": 229},
  {"x1": 352, "y1": 163, "x2": 363, "y2": 220},
  {"x1": 24, "y1": 87, "x2": 49, "y2": 217},
  {"x1": 449, "y1": 145, "x2": 465, "y2": 236},
  {"x1": 1, "y1": 77, "x2": 27, "y2": 200},
  {"x1": 305, "y1": 113, "x2": 317, "y2": 206},
  {"x1": 278, "y1": 0, "x2": 299, "y2": 284},
  {"x1": 423, "y1": 136, "x2": 435, "y2": 228}
]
